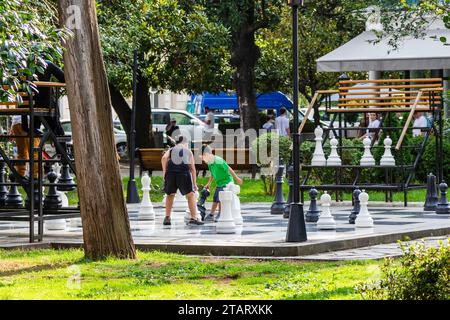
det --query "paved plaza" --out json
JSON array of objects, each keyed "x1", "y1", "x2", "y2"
[{"x1": 0, "y1": 202, "x2": 448, "y2": 259}]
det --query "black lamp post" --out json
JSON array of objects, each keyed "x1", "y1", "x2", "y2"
[
  {"x1": 126, "y1": 50, "x2": 140, "y2": 204},
  {"x1": 286, "y1": 0, "x2": 307, "y2": 242}
]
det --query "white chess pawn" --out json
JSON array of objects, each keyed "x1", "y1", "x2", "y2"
[
  {"x1": 173, "y1": 190, "x2": 188, "y2": 212},
  {"x1": 184, "y1": 191, "x2": 202, "y2": 224},
  {"x1": 45, "y1": 218, "x2": 66, "y2": 231},
  {"x1": 226, "y1": 183, "x2": 243, "y2": 225},
  {"x1": 380, "y1": 136, "x2": 396, "y2": 167},
  {"x1": 317, "y1": 191, "x2": 336, "y2": 230},
  {"x1": 360, "y1": 137, "x2": 375, "y2": 166},
  {"x1": 326, "y1": 137, "x2": 342, "y2": 166},
  {"x1": 216, "y1": 190, "x2": 236, "y2": 234},
  {"x1": 138, "y1": 173, "x2": 155, "y2": 220},
  {"x1": 355, "y1": 190, "x2": 374, "y2": 228},
  {"x1": 311, "y1": 127, "x2": 327, "y2": 166}
]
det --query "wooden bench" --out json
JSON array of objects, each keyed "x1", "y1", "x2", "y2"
[{"x1": 137, "y1": 147, "x2": 258, "y2": 178}]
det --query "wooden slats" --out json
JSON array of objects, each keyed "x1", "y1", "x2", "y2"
[
  {"x1": 338, "y1": 95, "x2": 441, "y2": 102},
  {"x1": 339, "y1": 78, "x2": 442, "y2": 84},
  {"x1": 0, "y1": 101, "x2": 29, "y2": 106},
  {"x1": 1, "y1": 81, "x2": 66, "y2": 90},
  {"x1": 338, "y1": 89, "x2": 443, "y2": 96},
  {"x1": 340, "y1": 83, "x2": 442, "y2": 91},
  {"x1": 327, "y1": 107, "x2": 432, "y2": 113},
  {"x1": 338, "y1": 101, "x2": 435, "y2": 107}
]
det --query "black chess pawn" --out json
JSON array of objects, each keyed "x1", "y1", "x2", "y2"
[
  {"x1": 436, "y1": 182, "x2": 450, "y2": 214},
  {"x1": 305, "y1": 187, "x2": 320, "y2": 222},
  {"x1": 44, "y1": 170, "x2": 62, "y2": 210},
  {"x1": 57, "y1": 163, "x2": 76, "y2": 192},
  {"x1": 5, "y1": 173, "x2": 23, "y2": 208},
  {"x1": 424, "y1": 173, "x2": 439, "y2": 211},
  {"x1": 349, "y1": 187, "x2": 362, "y2": 224},
  {"x1": 271, "y1": 165, "x2": 286, "y2": 215},
  {"x1": 0, "y1": 162, "x2": 8, "y2": 207},
  {"x1": 283, "y1": 164, "x2": 294, "y2": 219}
]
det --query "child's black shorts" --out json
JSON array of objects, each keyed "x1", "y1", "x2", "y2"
[{"x1": 164, "y1": 172, "x2": 194, "y2": 195}]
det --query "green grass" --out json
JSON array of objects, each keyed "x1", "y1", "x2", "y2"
[{"x1": 0, "y1": 249, "x2": 381, "y2": 300}]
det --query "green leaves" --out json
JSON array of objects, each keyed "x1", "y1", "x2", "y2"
[{"x1": 0, "y1": 0, "x2": 67, "y2": 101}]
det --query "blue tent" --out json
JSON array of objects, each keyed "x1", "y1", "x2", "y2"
[{"x1": 191, "y1": 92, "x2": 293, "y2": 115}]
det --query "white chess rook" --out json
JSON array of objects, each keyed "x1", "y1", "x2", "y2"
[
  {"x1": 311, "y1": 127, "x2": 327, "y2": 166},
  {"x1": 360, "y1": 137, "x2": 375, "y2": 166},
  {"x1": 380, "y1": 136, "x2": 396, "y2": 167},
  {"x1": 173, "y1": 190, "x2": 188, "y2": 212},
  {"x1": 184, "y1": 191, "x2": 202, "y2": 224},
  {"x1": 355, "y1": 190, "x2": 374, "y2": 228},
  {"x1": 317, "y1": 191, "x2": 336, "y2": 230},
  {"x1": 326, "y1": 137, "x2": 342, "y2": 166},
  {"x1": 226, "y1": 183, "x2": 243, "y2": 225},
  {"x1": 138, "y1": 173, "x2": 155, "y2": 220},
  {"x1": 216, "y1": 190, "x2": 236, "y2": 234}
]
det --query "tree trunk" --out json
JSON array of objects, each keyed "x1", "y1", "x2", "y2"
[
  {"x1": 59, "y1": 0, "x2": 136, "y2": 260},
  {"x1": 232, "y1": 29, "x2": 260, "y2": 132},
  {"x1": 109, "y1": 83, "x2": 131, "y2": 135}
]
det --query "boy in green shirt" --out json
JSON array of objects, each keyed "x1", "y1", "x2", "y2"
[{"x1": 201, "y1": 145, "x2": 243, "y2": 221}]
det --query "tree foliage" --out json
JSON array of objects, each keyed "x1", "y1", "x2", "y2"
[{"x1": 0, "y1": 0, "x2": 67, "y2": 101}]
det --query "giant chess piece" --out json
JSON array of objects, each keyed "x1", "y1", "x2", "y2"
[
  {"x1": 271, "y1": 165, "x2": 286, "y2": 215},
  {"x1": 305, "y1": 187, "x2": 320, "y2": 222},
  {"x1": 5, "y1": 173, "x2": 23, "y2": 208},
  {"x1": 184, "y1": 191, "x2": 202, "y2": 224},
  {"x1": 436, "y1": 182, "x2": 450, "y2": 214},
  {"x1": 360, "y1": 137, "x2": 375, "y2": 166},
  {"x1": 216, "y1": 190, "x2": 236, "y2": 234},
  {"x1": 348, "y1": 187, "x2": 362, "y2": 224},
  {"x1": 25, "y1": 179, "x2": 43, "y2": 209},
  {"x1": 44, "y1": 170, "x2": 62, "y2": 210},
  {"x1": 227, "y1": 183, "x2": 243, "y2": 226},
  {"x1": 311, "y1": 127, "x2": 327, "y2": 166},
  {"x1": 197, "y1": 187, "x2": 210, "y2": 220},
  {"x1": 326, "y1": 137, "x2": 341, "y2": 166},
  {"x1": 0, "y1": 162, "x2": 8, "y2": 206},
  {"x1": 173, "y1": 190, "x2": 188, "y2": 212},
  {"x1": 317, "y1": 191, "x2": 336, "y2": 230},
  {"x1": 355, "y1": 190, "x2": 374, "y2": 228},
  {"x1": 57, "y1": 163, "x2": 75, "y2": 192},
  {"x1": 138, "y1": 173, "x2": 155, "y2": 220},
  {"x1": 424, "y1": 173, "x2": 439, "y2": 211},
  {"x1": 283, "y1": 164, "x2": 294, "y2": 219},
  {"x1": 380, "y1": 136, "x2": 396, "y2": 166}
]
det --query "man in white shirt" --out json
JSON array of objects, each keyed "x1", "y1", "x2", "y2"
[
  {"x1": 275, "y1": 107, "x2": 290, "y2": 137},
  {"x1": 412, "y1": 112, "x2": 429, "y2": 137},
  {"x1": 203, "y1": 106, "x2": 215, "y2": 140},
  {"x1": 359, "y1": 113, "x2": 381, "y2": 141}
]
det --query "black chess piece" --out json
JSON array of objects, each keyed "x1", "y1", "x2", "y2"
[
  {"x1": 283, "y1": 164, "x2": 294, "y2": 219},
  {"x1": 424, "y1": 173, "x2": 439, "y2": 211},
  {"x1": 436, "y1": 182, "x2": 450, "y2": 214},
  {"x1": 305, "y1": 187, "x2": 320, "y2": 222},
  {"x1": 197, "y1": 187, "x2": 210, "y2": 221},
  {"x1": 25, "y1": 179, "x2": 43, "y2": 209},
  {"x1": 349, "y1": 187, "x2": 362, "y2": 224},
  {"x1": 57, "y1": 163, "x2": 75, "y2": 192},
  {"x1": 5, "y1": 173, "x2": 23, "y2": 208},
  {"x1": 0, "y1": 162, "x2": 8, "y2": 207},
  {"x1": 271, "y1": 165, "x2": 286, "y2": 215},
  {"x1": 44, "y1": 170, "x2": 62, "y2": 210}
]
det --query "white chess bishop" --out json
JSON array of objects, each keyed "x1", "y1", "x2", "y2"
[
  {"x1": 138, "y1": 173, "x2": 155, "y2": 220},
  {"x1": 380, "y1": 136, "x2": 396, "y2": 167},
  {"x1": 311, "y1": 126, "x2": 327, "y2": 166},
  {"x1": 216, "y1": 190, "x2": 236, "y2": 234},
  {"x1": 226, "y1": 183, "x2": 243, "y2": 225},
  {"x1": 326, "y1": 137, "x2": 342, "y2": 166},
  {"x1": 317, "y1": 191, "x2": 336, "y2": 230},
  {"x1": 355, "y1": 190, "x2": 374, "y2": 228},
  {"x1": 360, "y1": 136, "x2": 375, "y2": 166}
]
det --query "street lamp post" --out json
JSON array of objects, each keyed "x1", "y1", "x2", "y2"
[{"x1": 286, "y1": 0, "x2": 307, "y2": 242}]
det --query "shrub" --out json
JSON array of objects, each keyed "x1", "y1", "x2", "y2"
[{"x1": 357, "y1": 239, "x2": 450, "y2": 300}]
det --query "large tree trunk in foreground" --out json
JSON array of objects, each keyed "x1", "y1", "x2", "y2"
[
  {"x1": 59, "y1": 0, "x2": 136, "y2": 260},
  {"x1": 232, "y1": 28, "x2": 260, "y2": 132}
]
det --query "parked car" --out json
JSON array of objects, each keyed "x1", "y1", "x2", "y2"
[
  {"x1": 152, "y1": 108, "x2": 218, "y2": 141},
  {"x1": 60, "y1": 120, "x2": 128, "y2": 159}
]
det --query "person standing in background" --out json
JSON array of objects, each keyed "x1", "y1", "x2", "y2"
[
  {"x1": 275, "y1": 107, "x2": 290, "y2": 137},
  {"x1": 203, "y1": 106, "x2": 215, "y2": 140},
  {"x1": 412, "y1": 111, "x2": 429, "y2": 137}
]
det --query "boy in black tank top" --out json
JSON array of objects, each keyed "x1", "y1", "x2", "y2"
[{"x1": 161, "y1": 136, "x2": 204, "y2": 226}]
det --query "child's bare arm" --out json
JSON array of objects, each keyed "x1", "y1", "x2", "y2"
[
  {"x1": 205, "y1": 175, "x2": 213, "y2": 189},
  {"x1": 228, "y1": 166, "x2": 243, "y2": 185}
]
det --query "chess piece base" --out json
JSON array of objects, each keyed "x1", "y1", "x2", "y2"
[{"x1": 285, "y1": 203, "x2": 307, "y2": 242}]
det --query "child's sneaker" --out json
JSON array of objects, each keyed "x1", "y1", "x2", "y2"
[
  {"x1": 188, "y1": 219, "x2": 204, "y2": 226},
  {"x1": 204, "y1": 214, "x2": 215, "y2": 222},
  {"x1": 214, "y1": 214, "x2": 221, "y2": 222},
  {"x1": 163, "y1": 216, "x2": 171, "y2": 226}
]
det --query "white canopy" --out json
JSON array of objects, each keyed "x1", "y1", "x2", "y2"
[{"x1": 317, "y1": 29, "x2": 450, "y2": 72}]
